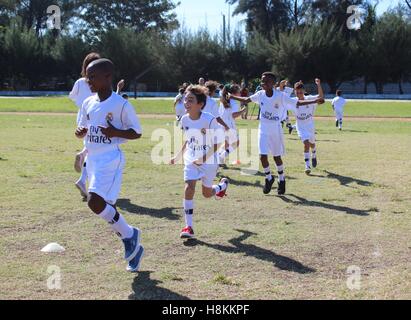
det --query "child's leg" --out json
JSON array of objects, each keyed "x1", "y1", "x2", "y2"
[
  {"x1": 310, "y1": 143, "x2": 317, "y2": 158},
  {"x1": 88, "y1": 192, "x2": 134, "y2": 240},
  {"x1": 260, "y1": 155, "x2": 273, "y2": 181},
  {"x1": 184, "y1": 180, "x2": 196, "y2": 228},
  {"x1": 304, "y1": 140, "x2": 311, "y2": 168},
  {"x1": 274, "y1": 156, "x2": 285, "y2": 181}
]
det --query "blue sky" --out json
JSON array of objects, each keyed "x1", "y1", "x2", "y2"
[{"x1": 173, "y1": 0, "x2": 403, "y2": 33}]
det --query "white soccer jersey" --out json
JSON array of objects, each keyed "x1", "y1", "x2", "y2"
[
  {"x1": 203, "y1": 96, "x2": 220, "y2": 118},
  {"x1": 78, "y1": 92, "x2": 142, "y2": 156},
  {"x1": 180, "y1": 112, "x2": 224, "y2": 165},
  {"x1": 69, "y1": 78, "x2": 94, "y2": 108},
  {"x1": 332, "y1": 96, "x2": 346, "y2": 112},
  {"x1": 250, "y1": 90, "x2": 297, "y2": 135},
  {"x1": 174, "y1": 93, "x2": 186, "y2": 118},
  {"x1": 291, "y1": 95, "x2": 318, "y2": 133},
  {"x1": 219, "y1": 99, "x2": 240, "y2": 130}
]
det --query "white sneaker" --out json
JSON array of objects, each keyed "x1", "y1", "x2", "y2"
[
  {"x1": 215, "y1": 178, "x2": 229, "y2": 200},
  {"x1": 75, "y1": 180, "x2": 88, "y2": 198}
]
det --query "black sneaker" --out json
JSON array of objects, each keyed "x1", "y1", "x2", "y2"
[
  {"x1": 278, "y1": 180, "x2": 286, "y2": 195},
  {"x1": 263, "y1": 177, "x2": 275, "y2": 195},
  {"x1": 336, "y1": 120, "x2": 339, "y2": 127},
  {"x1": 287, "y1": 124, "x2": 294, "y2": 135},
  {"x1": 312, "y1": 157, "x2": 317, "y2": 168}
]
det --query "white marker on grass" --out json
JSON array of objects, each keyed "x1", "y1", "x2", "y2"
[{"x1": 41, "y1": 243, "x2": 65, "y2": 253}]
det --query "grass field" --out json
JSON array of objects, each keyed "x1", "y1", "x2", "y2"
[
  {"x1": 1, "y1": 97, "x2": 411, "y2": 118},
  {"x1": 0, "y1": 99, "x2": 410, "y2": 300}
]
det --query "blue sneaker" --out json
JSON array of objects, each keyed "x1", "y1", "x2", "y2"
[
  {"x1": 122, "y1": 228, "x2": 141, "y2": 262},
  {"x1": 127, "y1": 245, "x2": 144, "y2": 273}
]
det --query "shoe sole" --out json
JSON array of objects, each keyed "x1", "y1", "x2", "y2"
[
  {"x1": 75, "y1": 183, "x2": 88, "y2": 198},
  {"x1": 180, "y1": 233, "x2": 196, "y2": 239},
  {"x1": 127, "y1": 246, "x2": 144, "y2": 273},
  {"x1": 125, "y1": 228, "x2": 141, "y2": 262}
]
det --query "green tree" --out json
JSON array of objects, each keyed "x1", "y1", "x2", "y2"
[
  {"x1": 272, "y1": 21, "x2": 351, "y2": 92},
  {"x1": 79, "y1": 0, "x2": 179, "y2": 35}
]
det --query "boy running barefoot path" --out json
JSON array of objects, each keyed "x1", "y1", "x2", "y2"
[
  {"x1": 170, "y1": 85, "x2": 228, "y2": 240},
  {"x1": 230, "y1": 72, "x2": 324, "y2": 195},
  {"x1": 76, "y1": 59, "x2": 144, "y2": 272},
  {"x1": 292, "y1": 79, "x2": 325, "y2": 174}
]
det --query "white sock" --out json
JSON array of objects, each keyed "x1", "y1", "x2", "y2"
[
  {"x1": 99, "y1": 204, "x2": 134, "y2": 239},
  {"x1": 277, "y1": 165, "x2": 285, "y2": 181},
  {"x1": 213, "y1": 180, "x2": 227, "y2": 195},
  {"x1": 304, "y1": 153, "x2": 310, "y2": 166},
  {"x1": 184, "y1": 199, "x2": 194, "y2": 228},
  {"x1": 264, "y1": 167, "x2": 273, "y2": 181}
]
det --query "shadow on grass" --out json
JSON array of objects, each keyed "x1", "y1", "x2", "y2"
[
  {"x1": 129, "y1": 271, "x2": 190, "y2": 300},
  {"x1": 309, "y1": 170, "x2": 374, "y2": 188},
  {"x1": 278, "y1": 194, "x2": 376, "y2": 216},
  {"x1": 117, "y1": 199, "x2": 180, "y2": 221},
  {"x1": 184, "y1": 229, "x2": 315, "y2": 274}
]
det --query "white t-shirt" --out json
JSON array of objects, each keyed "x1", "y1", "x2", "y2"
[
  {"x1": 203, "y1": 96, "x2": 220, "y2": 118},
  {"x1": 174, "y1": 93, "x2": 186, "y2": 117},
  {"x1": 69, "y1": 78, "x2": 94, "y2": 108},
  {"x1": 219, "y1": 99, "x2": 240, "y2": 130},
  {"x1": 78, "y1": 92, "x2": 142, "y2": 156},
  {"x1": 180, "y1": 112, "x2": 224, "y2": 164},
  {"x1": 332, "y1": 96, "x2": 347, "y2": 111},
  {"x1": 250, "y1": 90, "x2": 297, "y2": 135},
  {"x1": 290, "y1": 95, "x2": 319, "y2": 133}
]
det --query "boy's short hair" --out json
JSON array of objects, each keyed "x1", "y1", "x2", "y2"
[
  {"x1": 81, "y1": 52, "x2": 101, "y2": 77},
  {"x1": 229, "y1": 84, "x2": 241, "y2": 94},
  {"x1": 336, "y1": 90, "x2": 343, "y2": 96},
  {"x1": 262, "y1": 72, "x2": 276, "y2": 82},
  {"x1": 205, "y1": 80, "x2": 218, "y2": 93},
  {"x1": 87, "y1": 58, "x2": 114, "y2": 75},
  {"x1": 294, "y1": 81, "x2": 305, "y2": 90},
  {"x1": 178, "y1": 87, "x2": 185, "y2": 94},
  {"x1": 185, "y1": 85, "x2": 207, "y2": 109}
]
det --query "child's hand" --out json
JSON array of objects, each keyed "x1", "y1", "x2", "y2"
[
  {"x1": 75, "y1": 127, "x2": 88, "y2": 138},
  {"x1": 316, "y1": 97, "x2": 325, "y2": 104},
  {"x1": 170, "y1": 157, "x2": 177, "y2": 165},
  {"x1": 98, "y1": 122, "x2": 118, "y2": 138},
  {"x1": 193, "y1": 159, "x2": 202, "y2": 166},
  {"x1": 117, "y1": 79, "x2": 125, "y2": 92},
  {"x1": 315, "y1": 78, "x2": 321, "y2": 85}
]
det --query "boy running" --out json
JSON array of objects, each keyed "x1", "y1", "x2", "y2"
[
  {"x1": 230, "y1": 72, "x2": 324, "y2": 195},
  {"x1": 291, "y1": 79, "x2": 325, "y2": 174},
  {"x1": 170, "y1": 85, "x2": 228, "y2": 240},
  {"x1": 332, "y1": 90, "x2": 347, "y2": 130},
  {"x1": 76, "y1": 59, "x2": 144, "y2": 272}
]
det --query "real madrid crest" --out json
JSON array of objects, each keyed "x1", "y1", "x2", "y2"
[
  {"x1": 201, "y1": 128, "x2": 207, "y2": 135},
  {"x1": 106, "y1": 113, "x2": 114, "y2": 122},
  {"x1": 274, "y1": 104, "x2": 279, "y2": 109}
]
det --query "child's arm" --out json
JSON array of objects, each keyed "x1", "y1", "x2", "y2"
[
  {"x1": 170, "y1": 141, "x2": 187, "y2": 164},
  {"x1": 75, "y1": 127, "x2": 88, "y2": 139},
  {"x1": 116, "y1": 79, "x2": 125, "y2": 95},
  {"x1": 315, "y1": 78, "x2": 324, "y2": 100},
  {"x1": 229, "y1": 94, "x2": 252, "y2": 104},
  {"x1": 232, "y1": 107, "x2": 247, "y2": 119},
  {"x1": 216, "y1": 117, "x2": 230, "y2": 131},
  {"x1": 98, "y1": 122, "x2": 141, "y2": 140}
]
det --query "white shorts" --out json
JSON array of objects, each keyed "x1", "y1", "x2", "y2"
[
  {"x1": 184, "y1": 163, "x2": 219, "y2": 188},
  {"x1": 87, "y1": 149, "x2": 125, "y2": 205},
  {"x1": 259, "y1": 131, "x2": 285, "y2": 157},
  {"x1": 225, "y1": 128, "x2": 239, "y2": 145},
  {"x1": 298, "y1": 128, "x2": 316, "y2": 144},
  {"x1": 334, "y1": 108, "x2": 344, "y2": 120}
]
